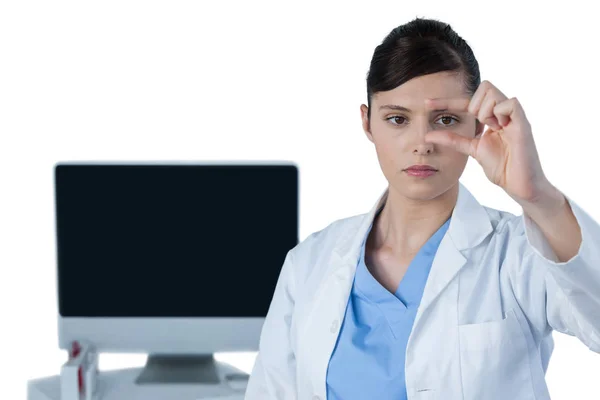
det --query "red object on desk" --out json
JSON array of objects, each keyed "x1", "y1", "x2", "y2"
[{"x1": 70, "y1": 341, "x2": 85, "y2": 393}]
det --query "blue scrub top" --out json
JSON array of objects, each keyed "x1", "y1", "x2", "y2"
[{"x1": 325, "y1": 209, "x2": 451, "y2": 400}]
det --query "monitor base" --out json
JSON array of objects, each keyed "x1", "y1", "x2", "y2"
[{"x1": 135, "y1": 354, "x2": 222, "y2": 384}]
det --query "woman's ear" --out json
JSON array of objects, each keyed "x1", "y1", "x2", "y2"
[{"x1": 361, "y1": 104, "x2": 374, "y2": 143}]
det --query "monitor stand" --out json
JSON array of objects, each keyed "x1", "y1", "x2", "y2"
[{"x1": 135, "y1": 354, "x2": 228, "y2": 385}]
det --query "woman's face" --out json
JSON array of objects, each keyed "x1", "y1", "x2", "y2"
[{"x1": 361, "y1": 71, "x2": 483, "y2": 201}]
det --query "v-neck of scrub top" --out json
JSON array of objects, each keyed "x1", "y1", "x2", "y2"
[
  {"x1": 325, "y1": 209, "x2": 452, "y2": 400},
  {"x1": 354, "y1": 211, "x2": 451, "y2": 338}
]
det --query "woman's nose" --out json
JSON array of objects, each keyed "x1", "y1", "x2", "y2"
[
  {"x1": 413, "y1": 122, "x2": 435, "y2": 154},
  {"x1": 413, "y1": 143, "x2": 433, "y2": 154},
  {"x1": 413, "y1": 131, "x2": 434, "y2": 154}
]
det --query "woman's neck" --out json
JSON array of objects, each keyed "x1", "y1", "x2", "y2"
[{"x1": 370, "y1": 183, "x2": 458, "y2": 255}]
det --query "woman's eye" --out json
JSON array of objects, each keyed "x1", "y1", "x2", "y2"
[
  {"x1": 437, "y1": 115, "x2": 460, "y2": 126},
  {"x1": 386, "y1": 116, "x2": 407, "y2": 125}
]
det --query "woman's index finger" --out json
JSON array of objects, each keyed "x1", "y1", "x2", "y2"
[{"x1": 424, "y1": 97, "x2": 472, "y2": 115}]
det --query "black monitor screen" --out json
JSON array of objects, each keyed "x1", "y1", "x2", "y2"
[{"x1": 55, "y1": 163, "x2": 299, "y2": 318}]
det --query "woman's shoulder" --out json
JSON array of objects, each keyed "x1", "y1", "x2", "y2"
[
  {"x1": 481, "y1": 203, "x2": 530, "y2": 238},
  {"x1": 287, "y1": 212, "x2": 365, "y2": 282},
  {"x1": 293, "y1": 213, "x2": 364, "y2": 256}
]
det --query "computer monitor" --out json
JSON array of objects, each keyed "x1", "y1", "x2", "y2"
[{"x1": 54, "y1": 161, "x2": 299, "y2": 384}]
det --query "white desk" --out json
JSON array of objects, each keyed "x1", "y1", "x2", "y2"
[{"x1": 27, "y1": 363, "x2": 248, "y2": 400}]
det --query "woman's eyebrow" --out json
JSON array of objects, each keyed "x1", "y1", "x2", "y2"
[{"x1": 379, "y1": 104, "x2": 449, "y2": 113}]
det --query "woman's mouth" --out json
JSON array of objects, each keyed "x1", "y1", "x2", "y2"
[{"x1": 404, "y1": 169, "x2": 437, "y2": 178}]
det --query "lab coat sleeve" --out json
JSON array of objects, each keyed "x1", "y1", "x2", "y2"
[
  {"x1": 244, "y1": 248, "x2": 298, "y2": 399},
  {"x1": 504, "y1": 193, "x2": 600, "y2": 353}
]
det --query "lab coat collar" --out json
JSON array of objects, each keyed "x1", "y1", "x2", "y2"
[{"x1": 333, "y1": 181, "x2": 494, "y2": 265}]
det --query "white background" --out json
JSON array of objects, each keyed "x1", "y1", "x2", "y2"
[{"x1": 2, "y1": 1, "x2": 600, "y2": 399}]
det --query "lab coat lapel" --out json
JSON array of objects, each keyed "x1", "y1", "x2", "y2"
[
  {"x1": 302, "y1": 189, "x2": 390, "y2": 397},
  {"x1": 416, "y1": 182, "x2": 494, "y2": 320}
]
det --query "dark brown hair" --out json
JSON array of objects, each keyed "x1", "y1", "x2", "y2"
[{"x1": 365, "y1": 17, "x2": 481, "y2": 130}]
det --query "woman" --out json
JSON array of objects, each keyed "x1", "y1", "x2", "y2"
[{"x1": 244, "y1": 17, "x2": 600, "y2": 400}]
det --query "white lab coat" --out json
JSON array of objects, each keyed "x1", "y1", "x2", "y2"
[{"x1": 245, "y1": 182, "x2": 600, "y2": 400}]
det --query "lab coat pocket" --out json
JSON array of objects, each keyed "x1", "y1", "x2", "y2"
[
  {"x1": 458, "y1": 308, "x2": 535, "y2": 400},
  {"x1": 458, "y1": 309, "x2": 513, "y2": 350}
]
